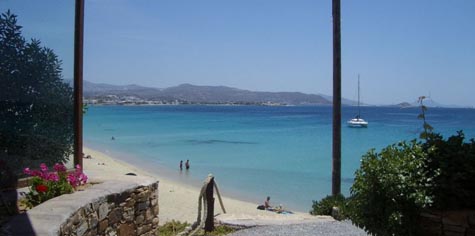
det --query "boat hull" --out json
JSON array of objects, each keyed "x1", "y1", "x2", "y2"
[{"x1": 347, "y1": 119, "x2": 368, "y2": 128}]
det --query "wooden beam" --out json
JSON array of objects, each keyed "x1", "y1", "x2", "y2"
[
  {"x1": 332, "y1": 0, "x2": 342, "y2": 196},
  {"x1": 74, "y1": 0, "x2": 84, "y2": 168},
  {"x1": 204, "y1": 177, "x2": 215, "y2": 232}
]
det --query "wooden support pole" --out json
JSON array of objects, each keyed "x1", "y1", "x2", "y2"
[
  {"x1": 332, "y1": 0, "x2": 342, "y2": 196},
  {"x1": 214, "y1": 181, "x2": 226, "y2": 214},
  {"x1": 74, "y1": 0, "x2": 84, "y2": 169},
  {"x1": 204, "y1": 177, "x2": 215, "y2": 232}
]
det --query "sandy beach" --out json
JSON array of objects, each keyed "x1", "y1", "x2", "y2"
[{"x1": 83, "y1": 147, "x2": 331, "y2": 226}]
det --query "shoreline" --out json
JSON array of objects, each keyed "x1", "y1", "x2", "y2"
[
  {"x1": 83, "y1": 147, "x2": 326, "y2": 225},
  {"x1": 83, "y1": 141, "x2": 269, "y2": 210},
  {"x1": 83, "y1": 136, "x2": 335, "y2": 213}
]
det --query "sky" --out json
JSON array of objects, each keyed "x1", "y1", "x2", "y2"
[
  {"x1": 1, "y1": 1, "x2": 75, "y2": 79},
  {"x1": 2, "y1": 0, "x2": 475, "y2": 106}
]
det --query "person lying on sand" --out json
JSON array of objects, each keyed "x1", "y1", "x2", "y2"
[
  {"x1": 269, "y1": 205, "x2": 293, "y2": 214},
  {"x1": 257, "y1": 196, "x2": 293, "y2": 214}
]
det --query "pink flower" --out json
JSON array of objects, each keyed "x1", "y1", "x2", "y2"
[
  {"x1": 67, "y1": 174, "x2": 77, "y2": 187},
  {"x1": 31, "y1": 170, "x2": 43, "y2": 178},
  {"x1": 78, "y1": 172, "x2": 88, "y2": 184},
  {"x1": 53, "y1": 163, "x2": 66, "y2": 172},
  {"x1": 47, "y1": 173, "x2": 59, "y2": 182},
  {"x1": 23, "y1": 167, "x2": 31, "y2": 175},
  {"x1": 40, "y1": 163, "x2": 48, "y2": 172}
]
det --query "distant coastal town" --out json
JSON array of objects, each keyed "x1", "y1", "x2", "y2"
[
  {"x1": 84, "y1": 95, "x2": 287, "y2": 106},
  {"x1": 82, "y1": 80, "x2": 327, "y2": 106}
]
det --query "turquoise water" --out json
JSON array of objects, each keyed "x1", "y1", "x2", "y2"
[{"x1": 84, "y1": 105, "x2": 475, "y2": 212}]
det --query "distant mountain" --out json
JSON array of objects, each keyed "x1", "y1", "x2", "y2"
[
  {"x1": 409, "y1": 98, "x2": 445, "y2": 108},
  {"x1": 395, "y1": 102, "x2": 412, "y2": 108},
  {"x1": 83, "y1": 81, "x2": 169, "y2": 99},
  {"x1": 160, "y1": 84, "x2": 330, "y2": 104},
  {"x1": 79, "y1": 81, "x2": 464, "y2": 107},
  {"x1": 83, "y1": 81, "x2": 332, "y2": 105},
  {"x1": 389, "y1": 98, "x2": 457, "y2": 108},
  {"x1": 318, "y1": 94, "x2": 362, "y2": 106}
]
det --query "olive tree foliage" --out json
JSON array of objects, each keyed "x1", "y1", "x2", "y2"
[{"x1": 0, "y1": 10, "x2": 74, "y2": 182}]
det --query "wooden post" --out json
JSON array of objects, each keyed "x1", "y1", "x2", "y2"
[
  {"x1": 332, "y1": 0, "x2": 342, "y2": 196},
  {"x1": 204, "y1": 177, "x2": 215, "y2": 232},
  {"x1": 74, "y1": 0, "x2": 84, "y2": 169},
  {"x1": 213, "y1": 181, "x2": 226, "y2": 214}
]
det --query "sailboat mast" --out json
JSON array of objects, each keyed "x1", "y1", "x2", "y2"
[{"x1": 358, "y1": 74, "x2": 360, "y2": 118}]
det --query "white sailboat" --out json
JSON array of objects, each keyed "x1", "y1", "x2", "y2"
[{"x1": 347, "y1": 75, "x2": 368, "y2": 128}]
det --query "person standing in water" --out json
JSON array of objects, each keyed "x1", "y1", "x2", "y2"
[
  {"x1": 179, "y1": 160, "x2": 183, "y2": 171},
  {"x1": 185, "y1": 160, "x2": 190, "y2": 170}
]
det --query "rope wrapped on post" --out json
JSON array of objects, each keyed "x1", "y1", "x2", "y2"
[{"x1": 189, "y1": 174, "x2": 226, "y2": 236}]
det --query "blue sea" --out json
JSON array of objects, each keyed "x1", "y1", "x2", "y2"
[{"x1": 84, "y1": 105, "x2": 475, "y2": 212}]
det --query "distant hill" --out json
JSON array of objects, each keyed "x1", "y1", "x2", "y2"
[
  {"x1": 319, "y1": 94, "x2": 365, "y2": 106},
  {"x1": 389, "y1": 98, "x2": 457, "y2": 108},
  {"x1": 396, "y1": 102, "x2": 412, "y2": 108},
  {"x1": 83, "y1": 81, "x2": 333, "y2": 105},
  {"x1": 83, "y1": 81, "x2": 168, "y2": 99},
  {"x1": 160, "y1": 84, "x2": 331, "y2": 104},
  {"x1": 76, "y1": 80, "x2": 464, "y2": 107},
  {"x1": 409, "y1": 98, "x2": 446, "y2": 108}
]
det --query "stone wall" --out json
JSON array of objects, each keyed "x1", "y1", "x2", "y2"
[
  {"x1": 60, "y1": 183, "x2": 159, "y2": 236},
  {"x1": 2, "y1": 178, "x2": 159, "y2": 236},
  {"x1": 419, "y1": 210, "x2": 475, "y2": 236}
]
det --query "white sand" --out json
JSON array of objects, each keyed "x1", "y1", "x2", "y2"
[{"x1": 83, "y1": 147, "x2": 331, "y2": 226}]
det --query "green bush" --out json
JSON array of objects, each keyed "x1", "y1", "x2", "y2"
[
  {"x1": 347, "y1": 132, "x2": 475, "y2": 236},
  {"x1": 422, "y1": 131, "x2": 475, "y2": 209},
  {"x1": 310, "y1": 194, "x2": 347, "y2": 220},
  {"x1": 349, "y1": 141, "x2": 433, "y2": 236},
  {"x1": 341, "y1": 99, "x2": 475, "y2": 235}
]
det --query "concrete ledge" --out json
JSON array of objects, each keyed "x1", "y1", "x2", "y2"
[
  {"x1": 2, "y1": 176, "x2": 159, "y2": 236},
  {"x1": 216, "y1": 214, "x2": 334, "y2": 227}
]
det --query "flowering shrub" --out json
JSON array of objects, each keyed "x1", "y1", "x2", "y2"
[{"x1": 23, "y1": 163, "x2": 88, "y2": 207}]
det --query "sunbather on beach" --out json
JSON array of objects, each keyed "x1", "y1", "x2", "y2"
[
  {"x1": 264, "y1": 196, "x2": 272, "y2": 209},
  {"x1": 257, "y1": 196, "x2": 292, "y2": 214}
]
